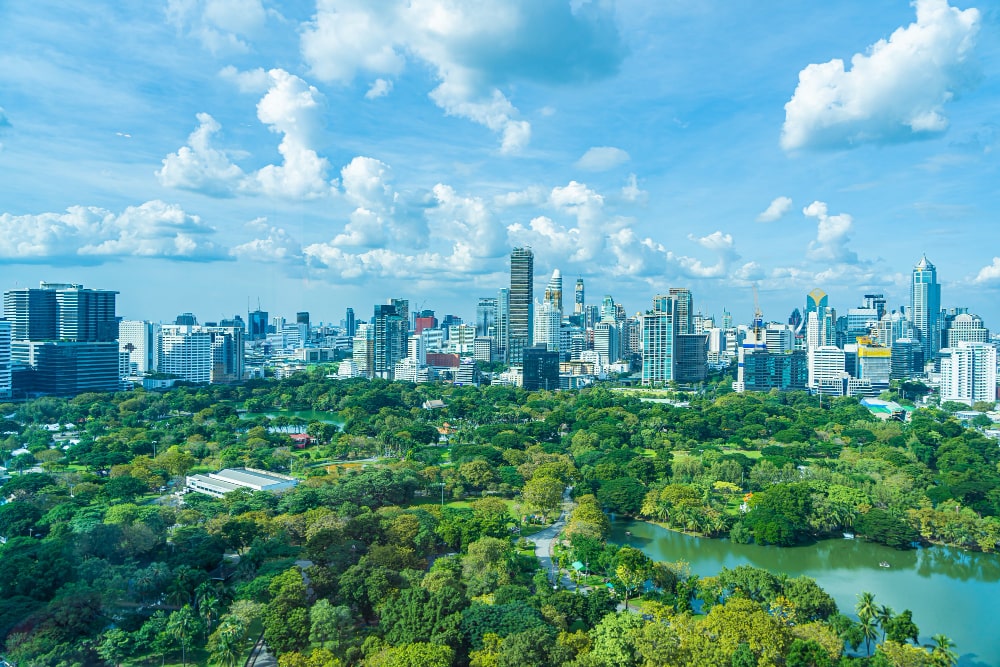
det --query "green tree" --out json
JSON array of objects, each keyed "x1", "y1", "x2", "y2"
[
  {"x1": 521, "y1": 476, "x2": 564, "y2": 522},
  {"x1": 930, "y1": 634, "x2": 958, "y2": 667},
  {"x1": 96, "y1": 628, "x2": 133, "y2": 667},
  {"x1": 166, "y1": 604, "x2": 202, "y2": 667},
  {"x1": 614, "y1": 547, "x2": 651, "y2": 607}
]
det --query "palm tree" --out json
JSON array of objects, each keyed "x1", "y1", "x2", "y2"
[
  {"x1": 166, "y1": 605, "x2": 199, "y2": 667},
  {"x1": 876, "y1": 604, "x2": 894, "y2": 642},
  {"x1": 858, "y1": 614, "x2": 879, "y2": 657},
  {"x1": 855, "y1": 591, "x2": 877, "y2": 623},
  {"x1": 930, "y1": 634, "x2": 958, "y2": 667},
  {"x1": 209, "y1": 618, "x2": 246, "y2": 667}
]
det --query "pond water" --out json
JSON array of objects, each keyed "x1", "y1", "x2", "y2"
[
  {"x1": 240, "y1": 409, "x2": 344, "y2": 425},
  {"x1": 611, "y1": 519, "x2": 1000, "y2": 666}
]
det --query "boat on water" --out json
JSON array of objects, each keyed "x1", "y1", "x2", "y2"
[
  {"x1": 879, "y1": 561, "x2": 891, "y2": 568},
  {"x1": 843, "y1": 532, "x2": 855, "y2": 539}
]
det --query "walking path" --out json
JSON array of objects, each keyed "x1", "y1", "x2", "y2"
[{"x1": 531, "y1": 488, "x2": 579, "y2": 590}]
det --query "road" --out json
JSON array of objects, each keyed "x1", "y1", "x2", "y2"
[{"x1": 531, "y1": 488, "x2": 579, "y2": 590}]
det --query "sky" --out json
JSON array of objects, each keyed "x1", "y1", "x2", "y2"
[{"x1": 2, "y1": 0, "x2": 1000, "y2": 328}]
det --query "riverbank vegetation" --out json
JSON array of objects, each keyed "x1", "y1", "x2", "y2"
[{"x1": 0, "y1": 373, "x2": 990, "y2": 664}]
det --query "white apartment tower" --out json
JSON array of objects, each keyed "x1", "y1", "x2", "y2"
[{"x1": 940, "y1": 342, "x2": 997, "y2": 407}]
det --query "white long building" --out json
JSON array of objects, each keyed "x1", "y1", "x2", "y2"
[
  {"x1": 940, "y1": 341, "x2": 997, "y2": 407},
  {"x1": 185, "y1": 468, "x2": 298, "y2": 498}
]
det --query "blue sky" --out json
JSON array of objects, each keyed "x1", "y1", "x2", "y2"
[{"x1": 2, "y1": 0, "x2": 999, "y2": 328}]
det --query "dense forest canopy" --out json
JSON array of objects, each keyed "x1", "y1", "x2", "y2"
[{"x1": 0, "y1": 372, "x2": 992, "y2": 665}]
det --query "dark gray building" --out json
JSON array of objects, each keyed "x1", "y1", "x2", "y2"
[{"x1": 522, "y1": 344, "x2": 559, "y2": 391}]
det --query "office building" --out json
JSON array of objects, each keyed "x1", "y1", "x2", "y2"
[
  {"x1": 810, "y1": 345, "x2": 848, "y2": 396},
  {"x1": 943, "y1": 311, "x2": 988, "y2": 347},
  {"x1": 593, "y1": 321, "x2": 619, "y2": 366},
  {"x1": 940, "y1": 342, "x2": 997, "y2": 407},
  {"x1": 158, "y1": 325, "x2": 212, "y2": 383},
  {"x1": 805, "y1": 288, "x2": 828, "y2": 316},
  {"x1": 574, "y1": 278, "x2": 585, "y2": 315},
  {"x1": 4, "y1": 282, "x2": 120, "y2": 396},
  {"x1": 534, "y1": 299, "x2": 561, "y2": 353},
  {"x1": 543, "y1": 269, "x2": 563, "y2": 313},
  {"x1": 523, "y1": 344, "x2": 559, "y2": 391},
  {"x1": 353, "y1": 323, "x2": 374, "y2": 375},
  {"x1": 248, "y1": 309, "x2": 268, "y2": 340},
  {"x1": 669, "y1": 288, "x2": 693, "y2": 335},
  {"x1": 508, "y1": 247, "x2": 534, "y2": 364},
  {"x1": 856, "y1": 337, "x2": 891, "y2": 392},
  {"x1": 742, "y1": 350, "x2": 808, "y2": 392},
  {"x1": 496, "y1": 288, "x2": 510, "y2": 362},
  {"x1": 345, "y1": 307, "x2": 356, "y2": 337},
  {"x1": 911, "y1": 255, "x2": 942, "y2": 361},
  {"x1": 674, "y1": 333, "x2": 708, "y2": 383},
  {"x1": 476, "y1": 297, "x2": 497, "y2": 338}
]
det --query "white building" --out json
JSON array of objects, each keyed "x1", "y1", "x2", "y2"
[
  {"x1": 0, "y1": 320, "x2": 10, "y2": 399},
  {"x1": 159, "y1": 325, "x2": 212, "y2": 383},
  {"x1": 185, "y1": 468, "x2": 298, "y2": 498},
  {"x1": 533, "y1": 299, "x2": 562, "y2": 353},
  {"x1": 119, "y1": 319, "x2": 160, "y2": 375},
  {"x1": 940, "y1": 341, "x2": 997, "y2": 406},
  {"x1": 353, "y1": 323, "x2": 374, "y2": 376},
  {"x1": 810, "y1": 345, "x2": 848, "y2": 396}
]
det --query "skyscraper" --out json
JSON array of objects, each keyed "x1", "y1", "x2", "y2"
[
  {"x1": 496, "y1": 288, "x2": 510, "y2": 362},
  {"x1": 248, "y1": 309, "x2": 269, "y2": 340},
  {"x1": 4, "y1": 282, "x2": 120, "y2": 396},
  {"x1": 805, "y1": 288, "x2": 828, "y2": 316},
  {"x1": 373, "y1": 303, "x2": 407, "y2": 379},
  {"x1": 543, "y1": 269, "x2": 563, "y2": 314},
  {"x1": 940, "y1": 342, "x2": 996, "y2": 406},
  {"x1": 119, "y1": 320, "x2": 160, "y2": 375},
  {"x1": 345, "y1": 307, "x2": 356, "y2": 337},
  {"x1": 0, "y1": 320, "x2": 10, "y2": 399},
  {"x1": 911, "y1": 255, "x2": 941, "y2": 361},
  {"x1": 669, "y1": 287, "x2": 693, "y2": 335},
  {"x1": 642, "y1": 295, "x2": 675, "y2": 386},
  {"x1": 476, "y1": 297, "x2": 497, "y2": 338},
  {"x1": 508, "y1": 247, "x2": 533, "y2": 364},
  {"x1": 574, "y1": 278, "x2": 585, "y2": 315}
]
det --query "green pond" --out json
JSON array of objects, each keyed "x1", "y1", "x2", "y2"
[
  {"x1": 611, "y1": 519, "x2": 1000, "y2": 666},
  {"x1": 241, "y1": 409, "x2": 344, "y2": 425}
]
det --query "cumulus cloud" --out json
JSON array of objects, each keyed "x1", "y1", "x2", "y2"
[
  {"x1": 365, "y1": 78, "x2": 393, "y2": 100},
  {"x1": 157, "y1": 113, "x2": 246, "y2": 197},
  {"x1": 756, "y1": 196, "x2": 793, "y2": 222},
  {"x1": 158, "y1": 70, "x2": 336, "y2": 199},
  {"x1": 0, "y1": 201, "x2": 224, "y2": 262},
  {"x1": 300, "y1": 0, "x2": 624, "y2": 151},
  {"x1": 782, "y1": 0, "x2": 980, "y2": 150},
  {"x1": 428, "y1": 184, "x2": 506, "y2": 258},
  {"x1": 166, "y1": 0, "x2": 268, "y2": 53},
  {"x1": 973, "y1": 257, "x2": 1000, "y2": 285},
  {"x1": 803, "y1": 200, "x2": 858, "y2": 264},
  {"x1": 576, "y1": 146, "x2": 630, "y2": 171},
  {"x1": 231, "y1": 220, "x2": 303, "y2": 263}
]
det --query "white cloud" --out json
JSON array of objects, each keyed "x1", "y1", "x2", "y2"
[
  {"x1": 0, "y1": 201, "x2": 223, "y2": 262},
  {"x1": 341, "y1": 156, "x2": 394, "y2": 210},
  {"x1": 251, "y1": 69, "x2": 334, "y2": 199},
  {"x1": 782, "y1": 0, "x2": 980, "y2": 150},
  {"x1": 621, "y1": 174, "x2": 646, "y2": 203},
  {"x1": 300, "y1": 0, "x2": 623, "y2": 152},
  {"x1": 973, "y1": 257, "x2": 1000, "y2": 285},
  {"x1": 159, "y1": 70, "x2": 336, "y2": 199},
  {"x1": 756, "y1": 196, "x2": 793, "y2": 222},
  {"x1": 157, "y1": 113, "x2": 246, "y2": 197},
  {"x1": 576, "y1": 146, "x2": 630, "y2": 171},
  {"x1": 428, "y1": 184, "x2": 506, "y2": 258},
  {"x1": 494, "y1": 186, "x2": 546, "y2": 208},
  {"x1": 365, "y1": 78, "x2": 393, "y2": 100},
  {"x1": 231, "y1": 219, "x2": 302, "y2": 262},
  {"x1": 803, "y1": 200, "x2": 858, "y2": 263},
  {"x1": 166, "y1": 0, "x2": 267, "y2": 53},
  {"x1": 219, "y1": 65, "x2": 270, "y2": 93}
]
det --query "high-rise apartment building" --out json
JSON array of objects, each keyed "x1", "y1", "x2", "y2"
[
  {"x1": 642, "y1": 295, "x2": 675, "y2": 386},
  {"x1": 373, "y1": 304, "x2": 407, "y2": 379},
  {"x1": 940, "y1": 341, "x2": 997, "y2": 406},
  {"x1": 496, "y1": 288, "x2": 510, "y2": 362},
  {"x1": 119, "y1": 320, "x2": 160, "y2": 375},
  {"x1": 0, "y1": 320, "x2": 10, "y2": 399},
  {"x1": 508, "y1": 247, "x2": 534, "y2": 364},
  {"x1": 911, "y1": 255, "x2": 941, "y2": 361},
  {"x1": 158, "y1": 324, "x2": 244, "y2": 384}
]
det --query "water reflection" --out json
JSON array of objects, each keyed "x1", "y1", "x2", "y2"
[{"x1": 610, "y1": 519, "x2": 1000, "y2": 667}]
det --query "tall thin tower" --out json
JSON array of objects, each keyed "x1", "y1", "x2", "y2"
[
  {"x1": 509, "y1": 247, "x2": 534, "y2": 364},
  {"x1": 911, "y1": 255, "x2": 941, "y2": 361}
]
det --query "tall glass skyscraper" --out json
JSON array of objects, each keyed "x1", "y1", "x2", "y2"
[
  {"x1": 911, "y1": 255, "x2": 941, "y2": 361},
  {"x1": 509, "y1": 247, "x2": 533, "y2": 364}
]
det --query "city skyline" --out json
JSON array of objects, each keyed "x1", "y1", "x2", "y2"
[{"x1": 3, "y1": 2, "x2": 1000, "y2": 324}]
